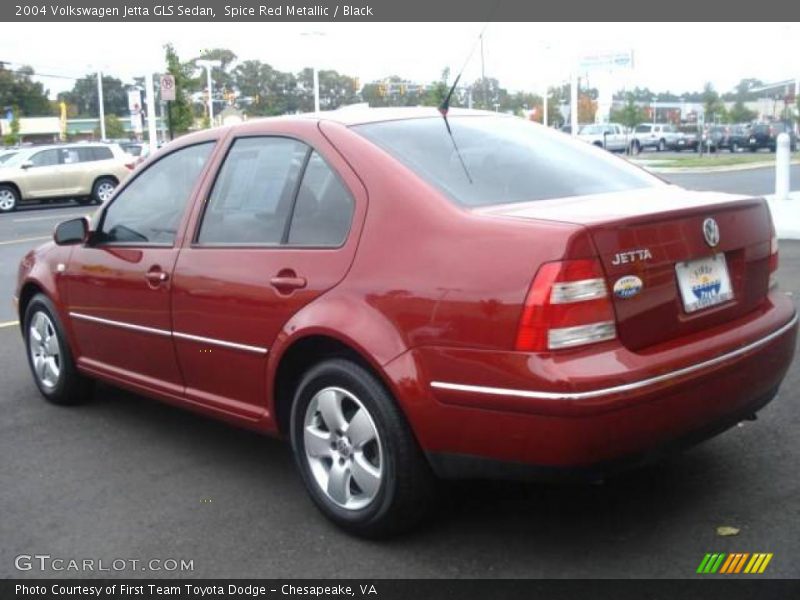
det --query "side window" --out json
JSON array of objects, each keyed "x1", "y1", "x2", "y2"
[
  {"x1": 30, "y1": 149, "x2": 60, "y2": 167},
  {"x1": 98, "y1": 142, "x2": 214, "y2": 245},
  {"x1": 62, "y1": 148, "x2": 81, "y2": 164},
  {"x1": 288, "y1": 152, "x2": 354, "y2": 247},
  {"x1": 635, "y1": 125, "x2": 650, "y2": 133},
  {"x1": 197, "y1": 137, "x2": 307, "y2": 246},
  {"x1": 93, "y1": 146, "x2": 114, "y2": 160}
]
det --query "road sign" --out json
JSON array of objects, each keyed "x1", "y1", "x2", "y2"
[
  {"x1": 160, "y1": 74, "x2": 176, "y2": 102},
  {"x1": 127, "y1": 89, "x2": 142, "y2": 112},
  {"x1": 579, "y1": 50, "x2": 634, "y2": 72}
]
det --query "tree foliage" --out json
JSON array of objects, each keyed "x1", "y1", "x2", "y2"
[
  {"x1": 0, "y1": 63, "x2": 53, "y2": 116},
  {"x1": 58, "y1": 74, "x2": 128, "y2": 117},
  {"x1": 164, "y1": 43, "x2": 195, "y2": 135}
]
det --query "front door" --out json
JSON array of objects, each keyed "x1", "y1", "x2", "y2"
[
  {"x1": 64, "y1": 141, "x2": 216, "y2": 395},
  {"x1": 170, "y1": 133, "x2": 363, "y2": 419},
  {"x1": 18, "y1": 148, "x2": 64, "y2": 199}
]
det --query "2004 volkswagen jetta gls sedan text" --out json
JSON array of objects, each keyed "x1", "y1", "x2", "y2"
[{"x1": 14, "y1": 108, "x2": 797, "y2": 537}]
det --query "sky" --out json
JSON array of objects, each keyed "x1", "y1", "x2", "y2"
[{"x1": 1, "y1": 22, "x2": 798, "y2": 98}]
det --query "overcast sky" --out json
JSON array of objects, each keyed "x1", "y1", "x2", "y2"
[{"x1": 1, "y1": 22, "x2": 798, "y2": 97}]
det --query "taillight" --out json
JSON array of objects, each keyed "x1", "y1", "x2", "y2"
[
  {"x1": 769, "y1": 225, "x2": 779, "y2": 290},
  {"x1": 515, "y1": 258, "x2": 617, "y2": 352},
  {"x1": 125, "y1": 162, "x2": 136, "y2": 170}
]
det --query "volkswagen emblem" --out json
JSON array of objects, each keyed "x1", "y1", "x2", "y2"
[{"x1": 703, "y1": 218, "x2": 720, "y2": 247}]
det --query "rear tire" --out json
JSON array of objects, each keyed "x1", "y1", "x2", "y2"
[
  {"x1": 92, "y1": 177, "x2": 117, "y2": 204},
  {"x1": 0, "y1": 184, "x2": 19, "y2": 213},
  {"x1": 23, "y1": 294, "x2": 93, "y2": 405},
  {"x1": 290, "y1": 358, "x2": 437, "y2": 538},
  {"x1": 731, "y1": 142, "x2": 739, "y2": 153}
]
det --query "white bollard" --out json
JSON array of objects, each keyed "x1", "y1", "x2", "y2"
[{"x1": 775, "y1": 132, "x2": 791, "y2": 201}]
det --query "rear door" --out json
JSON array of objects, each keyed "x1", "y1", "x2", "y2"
[{"x1": 170, "y1": 125, "x2": 366, "y2": 419}]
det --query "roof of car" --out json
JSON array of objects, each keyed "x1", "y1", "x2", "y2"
[{"x1": 310, "y1": 106, "x2": 503, "y2": 126}]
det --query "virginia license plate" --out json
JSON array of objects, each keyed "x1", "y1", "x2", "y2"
[{"x1": 675, "y1": 254, "x2": 734, "y2": 313}]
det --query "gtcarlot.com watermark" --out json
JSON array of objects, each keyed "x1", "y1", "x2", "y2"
[{"x1": 15, "y1": 554, "x2": 194, "y2": 573}]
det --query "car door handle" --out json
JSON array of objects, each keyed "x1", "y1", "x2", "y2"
[
  {"x1": 270, "y1": 273, "x2": 307, "y2": 292},
  {"x1": 145, "y1": 269, "x2": 169, "y2": 284}
]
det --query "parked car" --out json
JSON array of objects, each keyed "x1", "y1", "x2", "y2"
[
  {"x1": 577, "y1": 123, "x2": 629, "y2": 152},
  {"x1": 15, "y1": 108, "x2": 796, "y2": 536},
  {"x1": 119, "y1": 141, "x2": 151, "y2": 160},
  {"x1": 630, "y1": 123, "x2": 680, "y2": 153},
  {"x1": 0, "y1": 143, "x2": 132, "y2": 212},
  {"x1": 672, "y1": 125, "x2": 700, "y2": 152},
  {"x1": 745, "y1": 122, "x2": 798, "y2": 152}
]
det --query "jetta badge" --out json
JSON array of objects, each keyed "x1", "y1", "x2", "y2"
[
  {"x1": 703, "y1": 218, "x2": 720, "y2": 247},
  {"x1": 613, "y1": 275, "x2": 643, "y2": 299}
]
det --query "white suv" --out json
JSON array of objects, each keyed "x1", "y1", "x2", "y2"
[
  {"x1": 630, "y1": 123, "x2": 680, "y2": 153},
  {"x1": 0, "y1": 143, "x2": 132, "y2": 212}
]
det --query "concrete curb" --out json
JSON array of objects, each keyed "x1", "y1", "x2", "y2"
[{"x1": 631, "y1": 159, "x2": 800, "y2": 175}]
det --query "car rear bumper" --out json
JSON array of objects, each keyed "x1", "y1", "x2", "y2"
[{"x1": 392, "y1": 293, "x2": 797, "y2": 475}]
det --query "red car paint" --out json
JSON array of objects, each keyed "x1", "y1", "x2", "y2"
[{"x1": 15, "y1": 109, "x2": 797, "y2": 476}]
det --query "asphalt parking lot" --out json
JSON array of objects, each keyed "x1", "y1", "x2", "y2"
[{"x1": 1, "y1": 177, "x2": 799, "y2": 579}]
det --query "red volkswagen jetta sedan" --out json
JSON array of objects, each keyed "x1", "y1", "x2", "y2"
[{"x1": 15, "y1": 108, "x2": 797, "y2": 536}]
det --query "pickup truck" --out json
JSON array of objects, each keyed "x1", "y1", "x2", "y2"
[{"x1": 577, "y1": 123, "x2": 629, "y2": 152}]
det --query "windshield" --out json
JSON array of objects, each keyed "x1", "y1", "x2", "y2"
[
  {"x1": 0, "y1": 152, "x2": 17, "y2": 164},
  {"x1": 353, "y1": 116, "x2": 662, "y2": 207}
]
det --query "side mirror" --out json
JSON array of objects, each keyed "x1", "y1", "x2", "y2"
[
  {"x1": 20, "y1": 160, "x2": 33, "y2": 169},
  {"x1": 54, "y1": 217, "x2": 89, "y2": 246}
]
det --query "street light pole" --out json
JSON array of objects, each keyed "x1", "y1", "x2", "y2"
[
  {"x1": 301, "y1": 31, "x2": 326, "y2": 113},
  {"x1": 196, "y1": 59, "x2": 222, "y2": 126},
  {"x1": 96, "y1": 70, "x2": 106, "y2": 140}
]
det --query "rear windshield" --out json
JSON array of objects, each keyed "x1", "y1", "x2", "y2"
[{"x1": 353, "y1": 116, "x2": 661, "y2": 207}]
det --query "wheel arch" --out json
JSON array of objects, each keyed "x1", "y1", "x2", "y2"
[{"x1": 0, "y1": 181, "x2": 23, "y2": 200}]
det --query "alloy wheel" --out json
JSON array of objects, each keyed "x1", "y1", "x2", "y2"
[
  {"x1": 303, "y1": 386, "x2": 383, "y2": 511},
  {"x1": 96, "y1": 181, "x2": 116, "y2": 203},
  {"x1": 0, "y1": 189, "x2": 16, "y2": 211},
  {"x1": 28, "y1": 311, "x2": 61, "y2": 390}
]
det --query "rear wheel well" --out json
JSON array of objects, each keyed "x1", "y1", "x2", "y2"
[
  {"x1": 93, "y1": 175, "x2": 119, "y2": 190},
  {"x1": 273, "y1": 336, "x2": 388, "y2": 436}
]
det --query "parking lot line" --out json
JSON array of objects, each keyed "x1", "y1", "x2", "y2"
[
  {"x1": 0, "y1": 236, "x2": 50, "y2": 246},
  {"x1": 0, "y1": 320, "x2": 19, "y2": 328},
  {"x1": 12, "y1": 212, "x2": 88, "y2": 223}
]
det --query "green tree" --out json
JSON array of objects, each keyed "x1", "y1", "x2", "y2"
[
  {"x1": 3, "y1": 106, "x2": 20, "y2": 146},
  {"x1": 610, "y1": 93, "x2": 647, "y2": 129},
  {"x1": 0, "y1": 63, "x2": 53, "y2": 116},
  {"x1": 164, "y1": 43, "x2": 195, "y2": 135},
  {"x1": 94, "y1": 115, "x2": 125, "y2": 139},
  {"x1": 702, "y1": 82, "x2": 726, "y2": 124},
  {"x1": 191, "y1": 48, "x2": 238, "y2": 116},
  {"x1": 58, "y1": 73, "x2": 128, "y2": 117},
  {"x1": 728, "y1": 100, "x2": 757, "y2": 124}
]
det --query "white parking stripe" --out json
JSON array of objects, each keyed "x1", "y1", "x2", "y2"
[
  {"x1": 13, "y1": 212, "x2": 87, "y2": 223},
  {"x1": 0, "y1": 236, "x2": 50, "y2": 246},
  {"x1": 0, "y1": 320, "x2": 19, "y2": 328}
]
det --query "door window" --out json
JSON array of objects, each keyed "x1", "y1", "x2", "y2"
[
  {"x1": 197, "y1": 137, "x2": 308, "y2": 246},
  {"x1": 97, "y1": 142, "x2": 214, "y2": 245},
  {"x1": 29, "y1": 149, "x2": 60, "y2": 167}
]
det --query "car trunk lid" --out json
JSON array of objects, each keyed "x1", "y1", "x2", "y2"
[{"x1": 476, "y1": 186, "x2": 773, "y2": 351}]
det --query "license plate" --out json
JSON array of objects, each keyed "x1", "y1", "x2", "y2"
[
  {"x1": 750, "y1": 138, "x2": 756, "y2": 144},
  {"x1": 678, "y1": 140, "x2": 685, "y2": 145},
  {"x1": 675, "y1": 254, "x2": 734, "y2": 313}
]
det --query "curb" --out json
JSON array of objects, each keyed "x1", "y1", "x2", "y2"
[{"x1": 630, "y1": 159, "x2": 800, "y2": 175}]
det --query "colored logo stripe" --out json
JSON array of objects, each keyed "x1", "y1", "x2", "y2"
[{"x1": 697, "y1": 553, "x2": 773, "y2": 574}]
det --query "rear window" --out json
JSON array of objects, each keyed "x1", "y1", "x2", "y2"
[
  {"x1": 635, "y1": 125, "x2": 651, "y2": 133},
  {"x1": 353, "y1": 116, "x2": 660, "y2": 207}
]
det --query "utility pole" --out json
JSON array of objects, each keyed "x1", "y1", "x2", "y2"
[
  {"x1": 96, "y1": 70, "x2": 106, "y2": 140},
  {"x1": 570, "y1": 72, "x2": 578, "y2": 136},
  {"x1": 196, "y1": 59, "x2": 221, "y2": 126},
  {"x1": 144, "y1": 72, "x2": 158, "y2": 155},
  {"x1": 480, "y1": 33, "x2": 486, "y2": 109}
]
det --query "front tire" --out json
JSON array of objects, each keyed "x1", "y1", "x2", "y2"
[
  {"x1": 0, "y1": 184, "x2": 19, "y2": 213},
  {"x1": 24, "y1": 294, "x2": 93, "y2": 405},
  {"x1": 290, "y1": 359, "x2": 437, "y2": 537}
]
